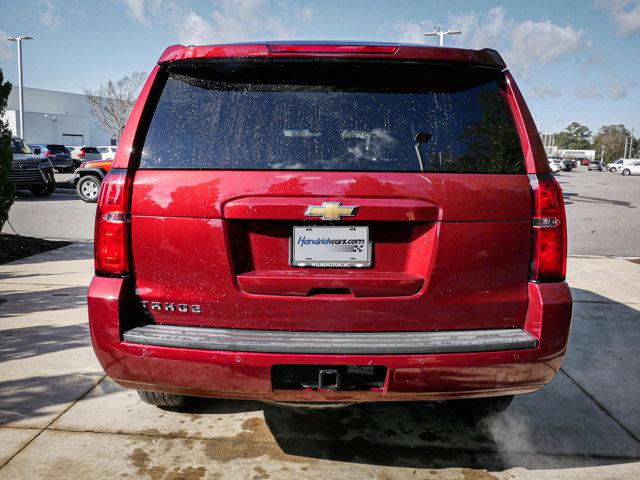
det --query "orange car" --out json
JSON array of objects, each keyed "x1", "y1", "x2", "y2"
[{"x1": 74, "y1": 159, "x2": 113, "y2": 202}]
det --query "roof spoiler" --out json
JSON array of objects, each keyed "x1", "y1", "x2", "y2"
[{"x1": 158, "y1": 42, "x2": 506, "y2": 69}]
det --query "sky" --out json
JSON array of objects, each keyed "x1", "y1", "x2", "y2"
[{"x1": 1, "y1": 0, "x2": 639, "y2": 135}]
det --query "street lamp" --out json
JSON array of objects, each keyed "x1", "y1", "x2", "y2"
[
  {"x1": 424, "y1": 25, "x2": 462, "y2": 47},
  {"x1": 6, "y1": 35, "x2": 34, "y2": 140}
]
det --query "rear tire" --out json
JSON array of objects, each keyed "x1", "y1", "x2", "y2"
[
  {"x1": 610, "y1": 167, "x2": 617, "y2": 172},
  {"x1": 448, "y1": 395, "x2": 514, "y2": 423},
  {"x1": 29, "y1": 182, "x2": 55, "y2": 197},
  {"x1": 76, "y1": 175, "x2": 101, "y2": 203},
  {"x1": 137, "y1": 390, "x2": 190, "y2": 409},
  {"x1": 622, "y1": 169, "x2": 631, "y2": 176}
]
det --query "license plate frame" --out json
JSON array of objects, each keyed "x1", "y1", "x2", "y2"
[{"x1": 290, "y1": 226, "x2": 372, "y2": 268}]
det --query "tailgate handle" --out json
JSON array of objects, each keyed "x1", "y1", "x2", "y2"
[
  {"x1": 237, "y1": 271, "x2": 424, "y2": 297},
  {"x1": 224, "y1": 197, "x2": 438, "y2": 222}
]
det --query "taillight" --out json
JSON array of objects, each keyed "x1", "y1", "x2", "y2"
[
  {"x1": 529, "y1": 174, "x2": 567, "y2": 282},
  {"x1": 79, "y1": 150, "x2": 86, "y2": 158},
  {"x1": 44, "y1": 151, "x2": 54, "y2": 156},
  {"x1": 94, "y1": 169, "x2": 131, "y2": 276}
]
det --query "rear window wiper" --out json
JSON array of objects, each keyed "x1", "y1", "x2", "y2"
[{"x1": 414, "y1": 132, "x2": 432, "y2": 171}]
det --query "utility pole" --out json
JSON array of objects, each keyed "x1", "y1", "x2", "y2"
[
  {"x1": 424, "y1": 25, "x2": 462, "y2": 47},
  {"x1": 624, "y1": 137, "x2": 628, "y2": 159},
  {"x1": 6, "y1": 35, "x2": 34, "y2": 140}
]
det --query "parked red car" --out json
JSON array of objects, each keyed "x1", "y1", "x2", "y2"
[{"x1": 88, "y1": 42, "x2": 572, "y2": 416}]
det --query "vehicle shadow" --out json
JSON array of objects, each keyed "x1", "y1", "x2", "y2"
[
  {"x1": 0, "y1": 242, "x2": 93, "y2": 266},
  {"x1": 0, "y1": 285, "x2": 88, "y2": 319},
  {"x1": 0, "y1": 373, "x2": 104, "y2": 425},
  {"x1": 0, "y1": 322, "x2": 90, "y2": 362},
  {"x1": 562, "y1": 191, "x2": 636, "y2": 208},
  {"x1": 13, "y1": 191, "x2": 79, "y2": 202},
  {"x1": 183, "y1": 287, "x2": 640, "y2": 471}
]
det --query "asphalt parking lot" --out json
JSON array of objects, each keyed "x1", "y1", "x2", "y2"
[
  {"x1": 3, "y1": 166, "x2": 640, "y2": 257},
  {"x1": 559, "y1": 167, "x2": 640, "y2": 257}
]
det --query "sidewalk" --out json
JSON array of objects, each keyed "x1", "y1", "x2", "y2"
[{"x1": 1, "y1": 245, "x2": 639, "y2": 479}]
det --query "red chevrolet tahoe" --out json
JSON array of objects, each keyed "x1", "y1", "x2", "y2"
[{"x1": 88, "y1": 42, "x2": 572, "y2": 416}]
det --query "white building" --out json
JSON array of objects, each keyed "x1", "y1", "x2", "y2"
[
  {"x1": 2, "y1": 87, "x2": 114, "y2": 146},
  {"x1": 544, "y1": 146, "x2": 596, "y2": 161}
]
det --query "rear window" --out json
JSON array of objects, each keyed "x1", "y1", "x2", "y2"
[
  {"x1": 140, "y1": 60, "x2": 525, "y2": 173},
  {"x1": 82, "y1": 147, "x2": 99, "y2": 153},
  {"x1": 46, "y1": 144, "x2": 69, "y2": 153}
]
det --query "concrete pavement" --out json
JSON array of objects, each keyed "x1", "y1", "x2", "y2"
[
  {"x1": 2, "y1": 190, "x2": 95, "y2": 241},
  {"x1": 1, "y1": 245, "x2": 640, "y2": 479}
]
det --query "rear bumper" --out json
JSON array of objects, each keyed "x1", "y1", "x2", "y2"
[{"x1": 88, "y1": 278, "x2": 572, "y2": 402}]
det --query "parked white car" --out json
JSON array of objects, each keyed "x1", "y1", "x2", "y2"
[
  {"x1": 606, "y1": 158, "x2": 636, "y2": 173},
  {"x1": 548, "y1": 159, "x2": 561, "y2": 173},
  {"x1": 620, "y1": 160, "x2": 640, "y2": 176},
  {"x1": 97, "y1": 145, "x2": 117, "y2": 160},
  {"x1": 66, "y1": 145, "x2": 102, "y2": 168}
]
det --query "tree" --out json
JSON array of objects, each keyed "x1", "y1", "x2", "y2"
[
  {"x1": 0, "y1": 69, "x2": 13, "y2": 232},
  {"x1": 83, "y1": 72, "x2": 146, "y2": 142},
  {"x1": 593, "y1": 124, "x2": 631, "y2": 164},
  {"x1": 450, "y1": 89, "x2": 524, "y2": 173},
  {"x1": 553, "y1": 122, "x2": 592, "y2": 149}
]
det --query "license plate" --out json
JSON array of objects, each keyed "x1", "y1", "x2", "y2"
[{"x1": 291, "y1": 226, "x2": 371, "y2": 268}]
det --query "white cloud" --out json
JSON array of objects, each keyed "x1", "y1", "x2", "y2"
[
  {"x1": 179, "y1": 10, "x2": 217, "y2": 45},
  {"x1": 594, "y1": 0, "x2": 640, "y2": 35},
  {"x1": 508, "y1": 20, "x2": 583, "y2": 72},
  {"x1": 207, "y1": 0, "x2": 295, "y2": 44},
  {"x1": 608, "y1": 79, "x2": 632, "y2": 99},
  {"x1": 385, "y1": 7, "x2": 585, "y2": 75},
  {"x1": 300, "y1": 6, "x2": 314, "y2": 22},
  {"x1": 575, "y1": 87, "x2": 603, "y2": 99},
  {"x1": 387, "y1": 18, "x2": 433, "y2": 44},
  {"x1": 530, "y1": 85, "x2": 561, "y2": 99},
  {"x1": 0, "y1": 32, "x2": 12, "y2": 60},
  {"x1": 37, "y1": 0, "x2": 61, "y2": 30},
  {"x1": 121, "y1": 0, "x2": 148, "y2": 23},
  {"x1": 121, "y1": 0, "x2": 301, "y2": 44}
]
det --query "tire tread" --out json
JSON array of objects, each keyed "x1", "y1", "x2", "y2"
[{"x1": 137, "y1": 390, "x2": 188, "y2": 408}]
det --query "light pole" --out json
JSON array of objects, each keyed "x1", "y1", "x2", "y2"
[
  {"x1": 424, "y1": 25, "x2": 462, "y2": 47},
  {"x1": 5, "y1": 35, "x2": 34, "y2": 140}
]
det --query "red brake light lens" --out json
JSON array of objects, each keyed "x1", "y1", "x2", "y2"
[
  {"x1": 266, "y1": 43, "x2": 398, "y2": 55},
  {"x1": 529, "y1": 174, "x2": 567, "y2": 282},
  {"x1": 44, "y1": 151, "x2": 54, "y2": 156},
  {"x1": 94, "y1": 170, "x2": 131, "y2": 276}
]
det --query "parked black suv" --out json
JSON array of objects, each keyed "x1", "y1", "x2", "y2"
[
  {"x1": 29, "y1": 144, "x2": 74, "y2": 172},
  {"x1": 10, "y1": 137, "x2": 55, "y2": 197}
]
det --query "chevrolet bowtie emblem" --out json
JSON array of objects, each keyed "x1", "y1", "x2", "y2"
[{"x1": 305, "y1": 202, "x2": 359, "y2": 221}]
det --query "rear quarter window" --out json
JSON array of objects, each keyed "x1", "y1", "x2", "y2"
[{"x1": 140, "y1": 61, "x2": 525, "y2": 174}]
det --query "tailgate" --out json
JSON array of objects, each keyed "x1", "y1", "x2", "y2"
[{"x1": 128, "y1": 58, "x2": 532, "y2": 332}]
